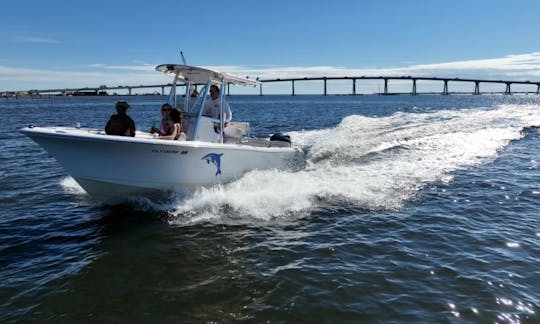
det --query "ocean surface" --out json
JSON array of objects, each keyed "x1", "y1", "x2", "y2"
[{"x1": 1, "y1": 94, "x2": 539, "y2": 322}]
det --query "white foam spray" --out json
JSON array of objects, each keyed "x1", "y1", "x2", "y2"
[
  {"x1": 129, "y1": 105, "x2": 540, "y2": 223},
  {"x1": 59, "y1": 176, "x2": 86, "y2": 195}
]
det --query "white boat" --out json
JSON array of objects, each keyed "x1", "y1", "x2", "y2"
[{"x1": 21, "y1": 65, "x2": 305, "y2": 202}]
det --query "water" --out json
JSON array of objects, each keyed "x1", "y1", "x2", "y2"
[{"x1": 1, "y1": 94, "x2": 539, "y2": 322}]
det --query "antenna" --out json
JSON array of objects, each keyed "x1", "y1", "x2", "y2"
[{"x1": 180, "y1": 51, "x2": 187, "y2": 65}]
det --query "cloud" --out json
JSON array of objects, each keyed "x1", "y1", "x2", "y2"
[
  {"x1": 2, "y1": 52, "x2": 540, "y2": 92},
  {"x1": 13, "y1": 36, "x2": 61, "y2": 44},
  {"x1": 0, "y1": 65, "x2": 166, "y2": 90},
  {"x1": 88, "y1": 63, "x2": 155, "y2": 71},
  {"x1": 213, "y1": 52, "x2": 540, "y2": 81}
]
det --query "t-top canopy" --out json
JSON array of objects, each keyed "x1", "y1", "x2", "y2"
[{"x1": 155, "y1": 64, "x2": 260, "y2": 86}]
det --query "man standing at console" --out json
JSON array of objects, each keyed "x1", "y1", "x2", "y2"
[{"x1": 202, "y1": 85, "x2": 231, "y2": 126}]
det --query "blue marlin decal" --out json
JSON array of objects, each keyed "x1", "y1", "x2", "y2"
[{"x1": 201, "y1": 153, "x2": 224, "y2": 176}]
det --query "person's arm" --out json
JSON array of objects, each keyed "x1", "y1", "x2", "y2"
[
  {"x1": 105, "y1": 119, "x2": 112, "y2": 134},
  {"x1": 105, "y1": 115, "x2": 115, "y2": 135},
  {"x1": 129, "y1": 117, "x2": 136, "y2": 137},
  {"x1": 178, "y1": 120, "x2": 184, "y2": 133},
  {"x1": 224, "y1": 101, "x2": 232, "y2": 125}
]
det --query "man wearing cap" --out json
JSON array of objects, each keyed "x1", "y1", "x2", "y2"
[{"x1": 105, "y1": 100, "x2": 136, "y2": 137}]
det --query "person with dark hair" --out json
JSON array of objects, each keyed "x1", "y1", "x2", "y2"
[
  {"x1": 158, "y1": 108, "x2": 185, "y2": 140},
  {"x1": 105, "y1": 100, "x2": 136, "y2": 137},
  {"x1": 202, "y1": 84, "x2": 231, "y2": 126},
  {"x1": 150, "y1": 103, "x2": 172, "y2": 136}
]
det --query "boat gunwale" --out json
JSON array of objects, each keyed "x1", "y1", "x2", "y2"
[{"x1": 20, "y1": 126, "x2": 299, "y2": 153}]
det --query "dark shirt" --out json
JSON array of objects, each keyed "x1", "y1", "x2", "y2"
[{"x1": 105, "y1": 113, "x2": 136, "y2": 137}]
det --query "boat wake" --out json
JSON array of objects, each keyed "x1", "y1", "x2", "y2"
[{"x1": 61, "y1": 104, "x2": 540, "y2": 223}]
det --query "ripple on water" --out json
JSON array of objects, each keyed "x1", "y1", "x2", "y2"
[{"x1": 2, "y1": 97, "x2": 540, "y2": 322}]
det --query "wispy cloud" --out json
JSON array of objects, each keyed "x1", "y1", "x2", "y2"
[
  {"x1": 0, "y1": 65, "x2": 166, "y2": 90},
  {"x1": 212, "y1": 52, "x2": 540, "y2": 81},
  {"x1": 2, "y1": 52, "x2": 540, "y2": 92},
  {"x1": 88, "y1": 63, "x2": 155, "y2": 71},
  {"x1": 13, "y1": 36, "x2": 62, "y2": 44}
]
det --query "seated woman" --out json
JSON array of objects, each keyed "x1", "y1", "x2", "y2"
[
  {"x1": 150, "y1": 103, "x2": 172, "y2": 136},
  {"x1": 158, "y1": 108, "x2": 185, "y2": 140}
]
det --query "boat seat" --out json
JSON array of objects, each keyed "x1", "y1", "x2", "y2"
[
  {"x1": 224, "y1": 122, "x2": 250, "y2": 143},
  {"x1": 225, "y1": 122, "x2": 249, "y2": 136}
]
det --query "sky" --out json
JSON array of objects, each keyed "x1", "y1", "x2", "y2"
[{"x1": 2, "y1": 0, "x2": 540, "y2": 94}]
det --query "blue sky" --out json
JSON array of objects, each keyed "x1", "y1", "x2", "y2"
[{"x1": 2, "y1": 0, "x2": 540, "y2": 94}]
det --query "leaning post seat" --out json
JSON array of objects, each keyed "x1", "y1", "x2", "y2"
[{"x1": 224, "y1": 122, "x2": 250, "y2": 143}]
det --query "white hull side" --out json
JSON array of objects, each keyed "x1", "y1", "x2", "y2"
[{"x1": 22, "y1": 127, "x2": 304, "y2": 200}]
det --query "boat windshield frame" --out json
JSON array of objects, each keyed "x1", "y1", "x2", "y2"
[{"x1": 156, "y1": 64, "x2": 259, "y2": 143}]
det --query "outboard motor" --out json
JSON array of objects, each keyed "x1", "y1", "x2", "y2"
[{"x1": 270, "y1": 133, "x2": 291, "y2": 147}]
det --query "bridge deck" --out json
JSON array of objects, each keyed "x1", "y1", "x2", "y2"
[{"x1": 3, "y1": 76, "x2": 540, "y2": 97}]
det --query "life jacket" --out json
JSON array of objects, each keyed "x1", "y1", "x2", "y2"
[{"x1": 173, "y1": 123, "x2": 182, "y2": 140}]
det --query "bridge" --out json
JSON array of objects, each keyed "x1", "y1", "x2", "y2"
[
  {"x1": 258, "y1": 76, "x2": 540, "y2": 96},
  {"x1": 1, "y1": 83, "x2": 175, "y2": 98},
  {"x1": 2, "y1": 76, "x2": 540, "y2": 98}
]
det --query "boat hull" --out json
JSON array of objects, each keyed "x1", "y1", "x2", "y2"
[{"x1": 21, "y1": 127, "x2": 304, "y2": 201}]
